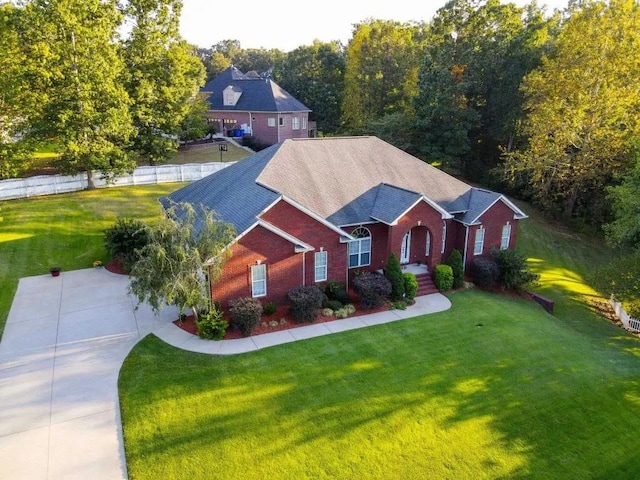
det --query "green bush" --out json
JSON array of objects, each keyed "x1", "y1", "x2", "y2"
[
  {"x1": 472, "y1": 256, "x2": 500, "y2": 288},
  {"x1": 324, "y1": 280, "x2": 351, "y2": 304},
  {"x1": 229, "y1": 297, "x2": 263, "y2": 336},
  {"x1": 433, "y1": 264, "x2": 454, "y2": 291},
  {"x1": 352, "y1": 272, "x2": 392, "y2": 309},
  {"x1": 491, "y1": 247, "x2": 538, "y2": 291},
  {"x1": 321, "y1": 308, "x2": 334, "y2": 317},
  {"x1": 391, "y1": 300, "x2": 407, "y2": 310},
  {"x1": 403, "y1": 273, "x2": 418, "y2": 301},
  {"x1": 445, "y1": 249, "x2": 464, "y2": 288},
  {"x1": 104, "y1": 218, "x2": 151, "y2": 271},
  {"x1": 344, "y1": 304, "x2": 356, "y2": 315},
  {"x1": 334, "y1": 308, "x2": 350, "y2": 319},
  {"x1": 384, "y1": 253, "x2": 405, "y2": 301},
  {"x1": 262, "y1": 301, "x2": 278, "y2": 316},
  {"x1": 287, "y1": 285, "x2": 324, "y2": 323},
  {"x1": 326, "y1": 299, "x2": 343, "y2": 311},
  {"x1": 195, "y1": 309, "x2": 228, "y2": 340}
]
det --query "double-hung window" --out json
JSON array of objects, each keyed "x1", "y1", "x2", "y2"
[
  {"x1": 501, "y1": 223, "x2": 511, "y2": 250},
  {"x1": 474, "y1": 227, "x2": 485, "y2": 255},
  {"x1": 251, "y1": 264, "x2": 266, "y2": 297},
  {"x1": 349, "y1": 227, "x2": 371, "y2": 268},
  {"x1": 425, "y1": 231, "x2": 431, "y2": 256},
  {"x1": 292, "y1": 117, "x2": 301, "y2": 130},
  {"x1": 268, "y1": 117, "x2": 276, "y2": 127},
  {"x1": 441, "y1": 224, "x2": 447, "y2": 253},
  {"x1": 315, "y1": 251, "x2": 328, "y2": 282}
]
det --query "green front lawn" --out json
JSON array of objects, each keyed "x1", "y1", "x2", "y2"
[
  {"x1": 0, "y1": 184, "x2": 184, "y2": 336},
  {"x1": 120, "y1": 290, "x2": 640, "y2": 479}
]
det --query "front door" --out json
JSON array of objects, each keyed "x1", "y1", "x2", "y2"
[{"x1": 400, "y1": 230, "x2": 411, "y2": 264}]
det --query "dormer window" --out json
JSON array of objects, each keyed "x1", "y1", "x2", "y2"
[{"x1": 223, "y1": 85, "x2": 242, "y2": 106}]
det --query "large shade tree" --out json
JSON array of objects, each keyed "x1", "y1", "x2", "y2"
[
  {"x1": 504, "y1": 0, "x2": 640, "y2": 221},
  {"x1": 122, "y1": 0, "x2": 206, "y2": 165},
  {"x1": 273, "y1": 40, "x2": 345, "y2": 134},
  {"x1": 23, "y1": 0, "x2": 135, "y2": 188}
]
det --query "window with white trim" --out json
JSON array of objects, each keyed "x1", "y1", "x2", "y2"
[
  {"x1": 292, "y1": 117, "x2": 301, "y2": 130},
  {"x1": 268, "y1": 117, "x2": 276, "y2": 127},
  {"x1": 315, "y1": 251, "x2": 328, "y2": 282},
  {"x1": 251, "y1": 264, "x2": 267, "y2": 297},
  {"x1": 501, "y1": 223, "x2": 511, "y2": 250},
  {"x1": 302, "y1": 117, "x2": 307, "y2": 129},
  {"x1": 441, "y1": 224, "x2": 447, "y2": 253},
  {"x1": 425, "y1": 231, "x2": 431, "y2": 256},
  {"x1": 279, "y1": 117, "x2": 284, "y2": 126},
  {"x1": 474, "y1": 227, "x2": 485, "y2": 255},
  {"x1": 349, "y1": 227, "x2": 371, "y2": 268}
]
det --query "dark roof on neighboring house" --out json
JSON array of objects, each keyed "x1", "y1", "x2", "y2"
[
  {"x1": 201, "y1": 66, "x2": 310, "y2": 113},
  {"x1": 162, "y1": 136, "x2": 527, "y2": 236}
]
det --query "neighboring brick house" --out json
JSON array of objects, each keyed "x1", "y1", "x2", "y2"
[
  {"x1": 200, "y1": 66, "x2": 311, "y2": 146},
  {"x1": 161, "y1": 136, "x2": 527, "y2": 307}
]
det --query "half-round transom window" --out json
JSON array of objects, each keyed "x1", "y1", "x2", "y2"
[{"x1": 349, "y1": 227, "x2": 371, "y2": 268}]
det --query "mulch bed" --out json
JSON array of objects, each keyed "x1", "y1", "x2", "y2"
[{"x1": 174, "y1": 296, "x2": 409, "y2": 340}]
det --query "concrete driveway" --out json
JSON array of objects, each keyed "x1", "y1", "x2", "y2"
[
  {"x1": 0, "y1": 268, "x2": 451, "y2": 479},
  {"x1": 0, "y1": 268, "x2": 177, "y2": 480}
]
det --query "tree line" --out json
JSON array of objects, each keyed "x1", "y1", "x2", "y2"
[{"x1": 3, "y1": 0, "x2": 640, "y2": 245}]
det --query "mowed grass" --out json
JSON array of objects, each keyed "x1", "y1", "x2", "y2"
[
  {"x1": 120, "y1": 290, "x2": 640, "y2": 479},
  {"x1": 0, "y1": 184, "x2": 184, "y2": 336}
]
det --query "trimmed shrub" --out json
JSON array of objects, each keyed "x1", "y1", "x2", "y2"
[
  {"x1": 445, "y1": 249, "x2": 464, "y2": 288},
  {"x1": 491, "y1": 247, "x2": 538, "y2": 291},
  {"x1": 334, "y1": 308, "x2": 349, "y2": 319},
  {"x1": 325, "y1": 280, "x2": 351, "y2": 304},
  {"x1": 433, "y1": 264, "x2": 454, "y2": 291},
  {"x1": 403, "y1": 273, "x2": 418, "y2": 301},
  {"x1": 391, "y1": 300, "x2": 407, "y2": 310},
  {"x1": 321, "y1": 308, "x2": 334, "y2": 317},
  {"x1": 195, "y1": 309, "x2": 228, "y2": 340},
  {"x1": 229, "y1": 297, "x2": 263, "y2": 336},
  {"x1": 352, "y1": 272, "x2": 392, "y2": 309},
  {"x1": 104, "y1": 218, "x2": 151, "y2": 271},
  {"x1": 326, "y1": 299, "x2": 343, "y2": 311},
  {"x1": 472, "y1": 256, "x2": 500, "y2": 288},
  {"x1": 384, "y1": 253, "x2": 405, "y2": 301},
  {"x1": 262, "y1": 301, "x2": 278, "y2": 316},
  {"x1": 288, "y1": 285, "x2": 324, "y2": 323}
]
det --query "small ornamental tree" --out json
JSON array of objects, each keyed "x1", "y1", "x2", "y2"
[
  {"x1": 288, "y1": 285, "x2": 324, "y2": 322},
  {"x1": 445, "y1": 249, "x2": 464, "y2": 288},
  {"x1": 104, "y1": 217, "x2": 151, "y2": 272},
  {"x1": 472, "y1": 257, "x2": 500, "y2": 288},
  {"x1": 129, "y1": 202, "x2": 236, "y2": 321},
  {"x1": 229, "y1": 297, "x2": 263, "y2": 336},
  {"x1": 433, "y1": 264, "x2": 454, "y2": 291},
  {"x1": 385, "y1": 252, "x2": 405, "y2": 301},
  {"x1": 353, "y1": 272, "x2": 392, "y2": 309}
]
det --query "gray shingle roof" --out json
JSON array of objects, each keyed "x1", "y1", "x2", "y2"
[
  {"x1": 201, "y1": 66, "x2": 310, "y2": 113},
  {"x1": 163, "y1": 136, "x2": 526, "y2": 236}
]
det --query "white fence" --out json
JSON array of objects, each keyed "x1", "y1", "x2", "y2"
[
  {"x1": 609, "y1": 297, "x2": 640, "y2": 333},
  {"x1": 0, "y1": 162, "x2": 234, "y2": 201}
]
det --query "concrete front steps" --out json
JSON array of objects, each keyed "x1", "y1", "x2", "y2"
[{"x1": 415, "y1": 273, "x2": 439, "y2": 297}]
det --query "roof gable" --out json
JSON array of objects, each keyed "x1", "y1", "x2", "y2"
[{"x1": 458, "y1": 188, "x2": 528, "y2": 225}]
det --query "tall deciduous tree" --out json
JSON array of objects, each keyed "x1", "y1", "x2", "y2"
[
  {"x1": 604, "y1": 148, "x2": 640, "y2": 249},
  {"x1": 415, "y1": 0, "x2": 553, "y2": 177},
  {"x1": 0, "y1": 3, "x2": 40, "y2": 179},
  {"x1": 24, "y1": 0, "x2": 135, "y2": 188},
  {"x1": 122, "y1": 0, "x2": 205, "y2": 165},
  {"x1": 504, "y1": 0, "x2": 640, "y2": 221},
  {"x1": 274, "y1": 40, "x2": 345, "y2": 134},
  {"x1": 342, "y1": 19, "x2": 425, "y2": 131},
  {"x1": 129, "y1": 203, "x2": 236, "y2": 320}
]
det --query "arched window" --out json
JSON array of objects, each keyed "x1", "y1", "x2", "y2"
[{"x1": 349, "y1": 227, "x2": 371, "y2": 268}]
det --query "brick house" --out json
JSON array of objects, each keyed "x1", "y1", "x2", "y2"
[
  {"x1": 200, "y1": 66, "x2": 311, "y2": 146},
  {"x1": 162, "y1": 136, "x2": 527, "y2": 307}
]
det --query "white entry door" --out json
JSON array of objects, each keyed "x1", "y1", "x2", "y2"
[{"x1": 400, "y1": 231, "x2": 411, "y2": 264}]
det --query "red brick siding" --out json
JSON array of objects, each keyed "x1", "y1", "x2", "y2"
[
  {"x1": 389, "y1": 201, "x2": 448, "y2": 270},
  {"x1": 211, "y1": 225, "x2": 302, "y2": 308},
  {"x1": 464, "y1": 200, "x2": 520, "y2": 272},
  {"x1": 260, "y1": 200, "x2": 348, "y2": 286}
]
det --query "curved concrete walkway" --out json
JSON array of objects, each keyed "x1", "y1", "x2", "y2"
[{"x1": 0, "y1": 268, "x2": 451, "y2": 480}]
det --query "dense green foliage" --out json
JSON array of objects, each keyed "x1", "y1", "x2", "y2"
[
  {"x1": 433, "y1": 264, "x2": 454, "y2": 291},
  {"x1": 129, "y1": 202, "x2": 235, "y2": 320},
  {"x1": 472, "y1": 256, "x2": 500, "y2": 288},
  {"x1": 195, "y1": 308, "x2": 228, "y2": 340},
  {"x1": 384, "y1": 253, "x2": 405, "y2": 301},
  {"x1": 592, "y1": 251, "x2": 640, "y2": 317},
  {"x1": 229, "y1": 297, "x2": 263, "y2": 336},
  {"x1": 491, "y1": 247, "x2": 538, "y2": 291},
  {"x1": 444, "y1": 249, "x2": 464, "y2": 288},
  {"x1": 103, "y1": 218, "x2": 151, "y2": 272},
  {"x1": 352, "y1": 272, "x2": 392, "y2": 309},
  {"x1": 287, "y1": 285, "x2": 324, "y2": 323},
  {"x1": 403, "y1": 272, "x2": 418, "y2": 301}
]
